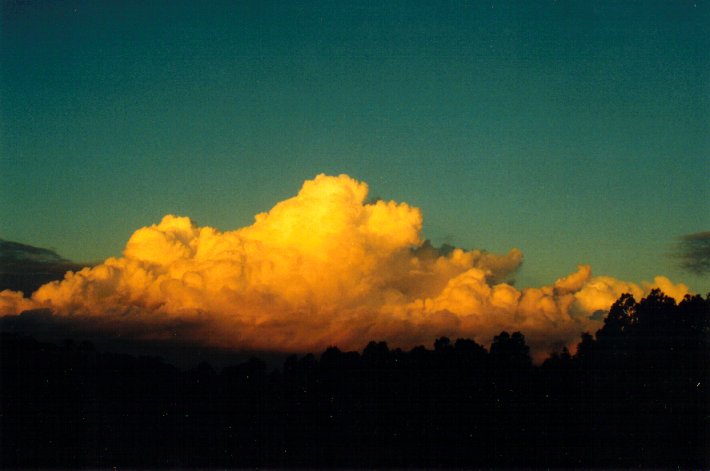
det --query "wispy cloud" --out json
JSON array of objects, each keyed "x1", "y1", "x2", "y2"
[{"x1": 675, "y1": 231, "x2": 710, "y2": 276}]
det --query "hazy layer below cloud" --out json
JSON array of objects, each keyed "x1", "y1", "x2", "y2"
[{"x1": 0, "y1": 175, "x2": 690, "y2": 359}]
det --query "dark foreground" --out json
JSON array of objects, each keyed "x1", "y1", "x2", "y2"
[{"x1": 1, "y1": 290, "x2": 708, "y2": 468}]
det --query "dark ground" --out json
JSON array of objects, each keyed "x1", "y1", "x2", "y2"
[{"x1": 1, "y1": 290, "x2": 708, "y2": 468}]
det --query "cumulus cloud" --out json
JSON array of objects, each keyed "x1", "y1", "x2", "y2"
[{"x1": 0, "y1": 174, "x2": 691, "y2": 358}]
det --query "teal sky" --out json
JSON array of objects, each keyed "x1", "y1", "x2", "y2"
[{"x1": 1, "y1": 0, "x2": 708, "y2": 292}]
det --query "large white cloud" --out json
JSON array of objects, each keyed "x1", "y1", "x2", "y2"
[{"x1": 0, "y1": 174, "x2": 690, "y2": 358}]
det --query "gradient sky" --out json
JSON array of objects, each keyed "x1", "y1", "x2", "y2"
[{"x1": 1, "y1": 0, "x2": 708, "y2": 292}]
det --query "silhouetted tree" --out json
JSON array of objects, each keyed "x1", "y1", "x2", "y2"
[
  {"x1": 490, "y1": 331, "x2": 531, "y2": 369},
  {"x1": 433, "y1": 336, "x2": 452, "y2": 352},
  {"x1": 598, "y1": 292, "x2": 636, "y2": 338}
]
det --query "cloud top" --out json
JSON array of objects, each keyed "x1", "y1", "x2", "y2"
[{"x1": 0, "y1": 174, "x2": 690, "y2": 358}]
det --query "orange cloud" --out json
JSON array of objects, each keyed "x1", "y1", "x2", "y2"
[{"x1": 0, "y1": 174, "x2": 690, "y2": 358}]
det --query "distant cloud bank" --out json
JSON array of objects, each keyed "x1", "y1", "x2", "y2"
[
  {"x1": 0, "y1": 174, "x2": 690, "y2": 359},
  {"x1": 0, "y1": 239, "x2": 86, "y2": 296}
]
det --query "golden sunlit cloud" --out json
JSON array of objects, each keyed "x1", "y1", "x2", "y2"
[{"x1": 0, "y1": 174, "x2": 690, "y2": 358}]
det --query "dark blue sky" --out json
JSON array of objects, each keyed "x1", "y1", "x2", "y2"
[{"x1": 1, "y1": 0, "x2": 708, "y2": 291}]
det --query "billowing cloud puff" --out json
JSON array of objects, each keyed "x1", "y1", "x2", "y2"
[
  {"x1": 0, "y1": 174, "x2": 691, "y2": 358},
  {"x1": 0, "y1": 289, "x2": 37, "y2": 315}
]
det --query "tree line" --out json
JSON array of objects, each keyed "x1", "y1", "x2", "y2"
[{"x1": 1, "y1": 289, "x2": 707, "y2": 468}]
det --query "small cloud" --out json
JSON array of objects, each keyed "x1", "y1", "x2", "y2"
[
  {"x1": 675, "y1": 232, "x2": 710, "y2": 276},
  {"x1": 0, "y1": 239, "x2": 66, "y2": 264},
  {"x1": 0, "y1": 239, "x2": 87, "y2": 296}
]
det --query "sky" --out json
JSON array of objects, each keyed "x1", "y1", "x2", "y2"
[{"x1": 1, "y1": 0, "x2": 709, "y2": 295}]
